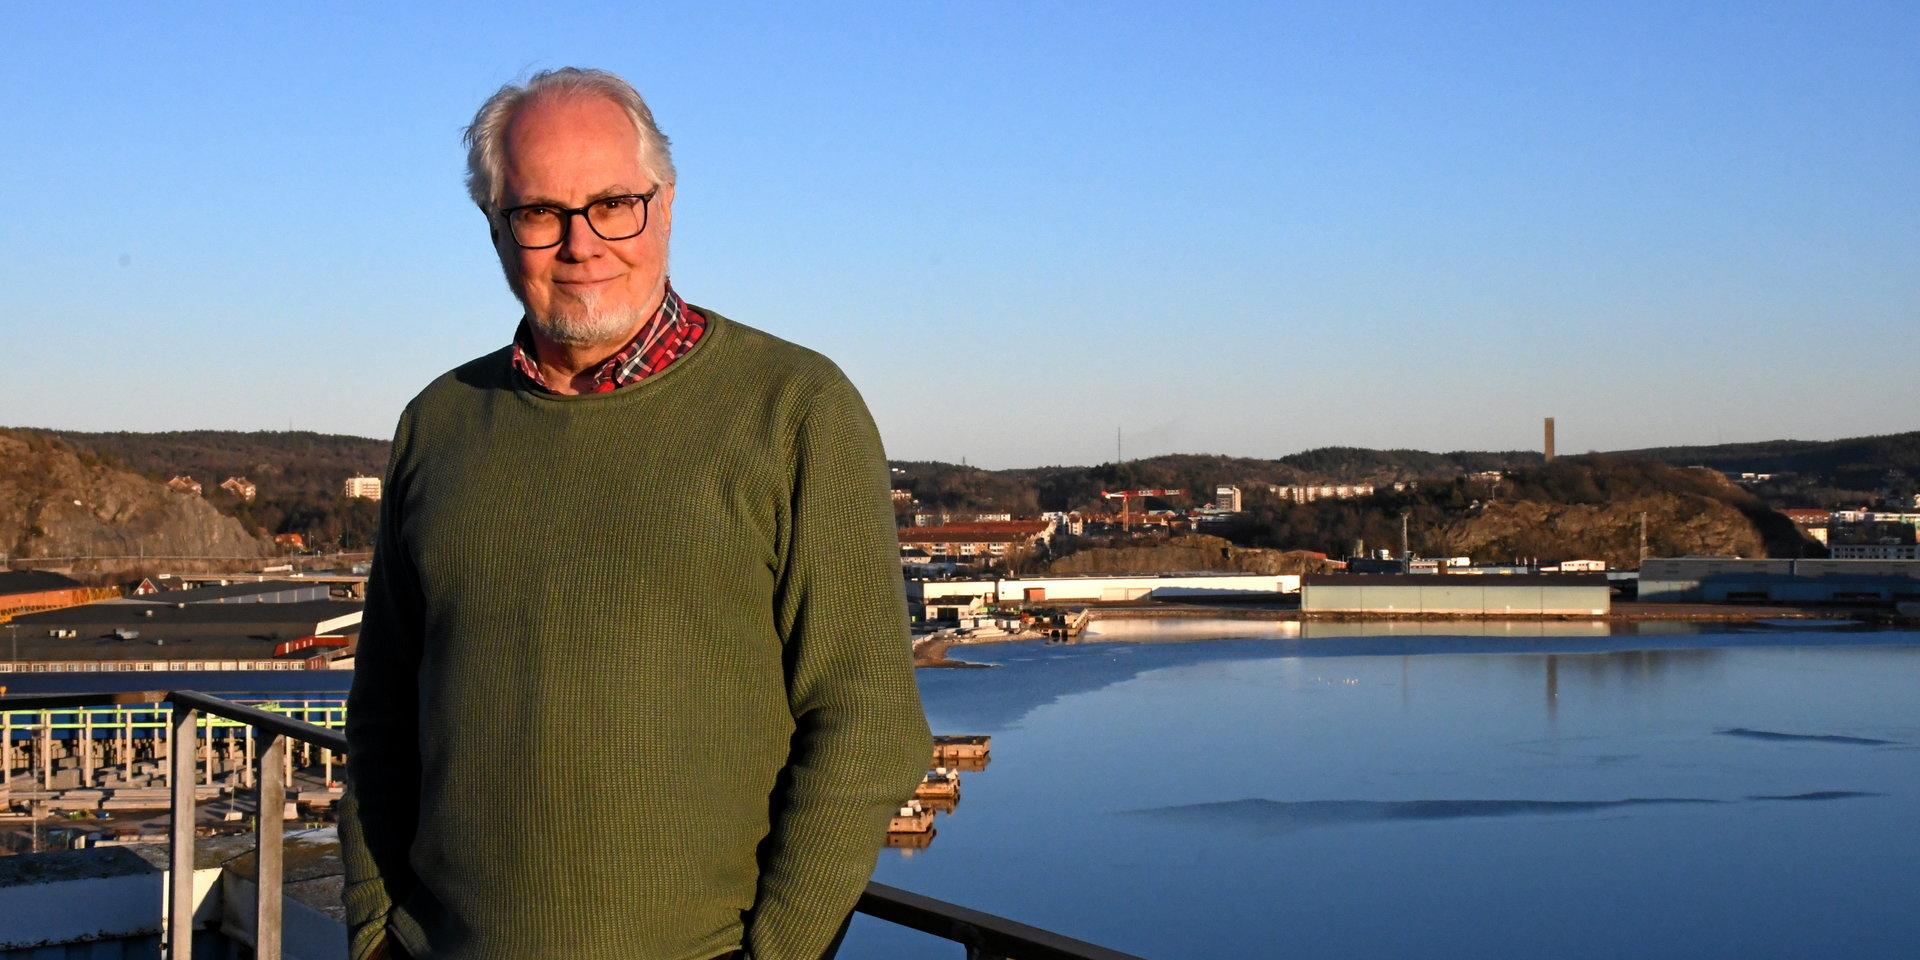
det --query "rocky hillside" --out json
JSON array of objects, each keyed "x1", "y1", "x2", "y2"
[
  {"x1": 1428, "y1": 458, "x2": 1809, "y2": 566},
  {"x1": 1207, "y1": 456, "x2": 1815, "y2": 567},
  {"x1": 1427, "y1": 492, "x2": 1771, "y2": 567},
  {"x1": 1041, "y1": 534, "x2": 1345, "y2": 577},
  {"x1": 0, "y1": 429, "x2": 271, "y2": 565},
  {"x1": 46, "y1": 429, "x2": 388, "y2": 552}
]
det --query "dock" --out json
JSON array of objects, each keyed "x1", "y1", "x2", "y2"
[
  {"x1": 932, "y1": 733, "x2": 990, "y2": 765},
  {"x1": 3, "y1": 699, "x2": 345, "y2": 850}
]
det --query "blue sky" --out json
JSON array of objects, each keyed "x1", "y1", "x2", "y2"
[{"x1": 3, "y1": 2, "x2": 1915, "y2": 468}]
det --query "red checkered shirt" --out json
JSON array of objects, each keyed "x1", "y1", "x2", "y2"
[{"x1": 509, "y1": 281, "x2": 706, "y2": 394}]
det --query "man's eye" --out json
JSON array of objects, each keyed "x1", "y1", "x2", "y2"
[
  {"x1": 599, "y1": 197, "x2": 635, "y2": 212},
  {"x1": 517, "y1": 207, "x2": 559, "y2": 221}
]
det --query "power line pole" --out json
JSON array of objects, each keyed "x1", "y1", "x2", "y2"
[{"x1": 1639, "y1": 511, "x2": 1649, "y2": 565}]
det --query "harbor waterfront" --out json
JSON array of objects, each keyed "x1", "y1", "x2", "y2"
[
  {"x1": 851, "y1": 621, "x2": 1920, "y2": 959},
  {"x1": 6, "y1": 622, "x2": 1919, "y2": 958}
]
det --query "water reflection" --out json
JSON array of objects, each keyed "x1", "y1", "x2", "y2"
[
  {"x1": 1303, "y1": 618, "x2": 1614, "y2": 639},
  {"x1": 1546, "y1": 654, "x2": 1557, "y2": 719},
  {"x1": 1719, "y1": 728, "x2": 1900, "y2": 746},
  {"x1": 925, "y1": 622, "x2": 1920, "y2": 735},
  {"x1": 1082, "y1": 617, "x2": 1299, "y2": 641},
  {"x1": 1129, "y1": 790, "x2": 1889, "y2": 833},
  {"x1": 852, "y1": 627, "x2": 1920, "y2": 960}
]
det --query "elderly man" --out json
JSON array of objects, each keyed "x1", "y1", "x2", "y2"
[{"x1": 339, "y1": 67, "x2": 931, "y2": 960}]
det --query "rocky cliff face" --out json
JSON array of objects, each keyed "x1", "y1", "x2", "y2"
[
  {"x1": 0, "y1": 429, "x2": 271, "y2": 562},
  {"x1": 1426, "y1": 466, "x2": 1804, "y2": 567}
]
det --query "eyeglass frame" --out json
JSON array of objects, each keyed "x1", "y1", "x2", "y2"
[{"x1": 492, "y1": 187, "x2": 660, "y2": 249}]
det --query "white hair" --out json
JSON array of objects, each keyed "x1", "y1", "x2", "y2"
[{"x1": 463, "y1": 67, "x2": 676, "y2": 213}]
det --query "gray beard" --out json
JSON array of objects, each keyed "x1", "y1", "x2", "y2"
[{"x1": 527, "y1": 291, "x2": 645, "y2": 348}]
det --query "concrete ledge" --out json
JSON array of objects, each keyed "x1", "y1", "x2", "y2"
[{"x1": 0, "y1": 844, "x2": 219, "y2": 951}]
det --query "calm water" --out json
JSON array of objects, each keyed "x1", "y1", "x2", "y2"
[
  {"x1": 848, "y1": 622, "x2": 1920, "y2": 960},
  {"x1": 8, "y1": 624, "x2": 1918, "y2": 958}
]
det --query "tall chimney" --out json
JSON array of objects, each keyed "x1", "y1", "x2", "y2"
[{"x1": 1544, "y1": 417, "x2": 1556, "y2": 462}]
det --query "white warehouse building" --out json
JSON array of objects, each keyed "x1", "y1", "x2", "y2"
[{"x1": 908, "y1": 573, "x2": 1298, "y2": 623}]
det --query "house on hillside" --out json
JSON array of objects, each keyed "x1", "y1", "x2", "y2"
[
  {"x1": 167, "y1": 475, "x2": 203, "y2": 496},
  {"x1": 220, "y1": 476, "x2": 258, "y2": 501}
]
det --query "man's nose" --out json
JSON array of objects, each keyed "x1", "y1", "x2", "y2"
[{"x1": 557, "y1": 210, "x2": 604, "y2": 260}]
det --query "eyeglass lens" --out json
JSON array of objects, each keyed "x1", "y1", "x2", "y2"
[{"x1": 508, "y1": 196, "x2": 648, "y2": 248}]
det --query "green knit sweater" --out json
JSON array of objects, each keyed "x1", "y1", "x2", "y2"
[{"x1": 339, "y1": 309, "x2": 932, "y2": 960}]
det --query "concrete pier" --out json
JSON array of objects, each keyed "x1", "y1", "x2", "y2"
[{"x1": 2, "y1": 702, "x2": 345, "y2": 843}]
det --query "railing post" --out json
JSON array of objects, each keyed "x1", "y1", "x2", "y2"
[
  {"x1": 38, "y1": 709, "x2": 51, "y2": 789},
  {"x1": 256, "y1": 730, "x2": 285, "y2": 960},
  {"x1": 168, "y1": 703, "x2": 199, "y2": 960}
]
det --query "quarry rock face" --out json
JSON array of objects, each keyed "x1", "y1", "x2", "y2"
[
  {"x1": 0, "y1": 430, "x2": 271, "y2": 562},
  {"x1": 1433, "y1": 493, "x2": 1768, "y2": 568}
]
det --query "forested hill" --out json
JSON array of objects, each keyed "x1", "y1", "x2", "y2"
[
  {"x1": 1610, "y1": 431, "x2": 1920, "y2": 491},
  {"x1": 47, "y1": 430, "x2": 390, "y2": 501},
  {"x1": 27, "y1": 426, "x2": 1914, "y2": 514},
  {"x1": 1209, "y1": 455, "x2": 1813, "y2": 567},
  {"x1": 42, "y1": 429, "x2": 388, "y2": 551},
  {"x1": 14, "y1": 426, "x2": 1912, "y2": 558},
  {"x1": 1275, "y1": 446, "x2": 1540, "y2": 479},
  {"x1": 897, "y1": 432, "x2": 1916, "y2": 514}
]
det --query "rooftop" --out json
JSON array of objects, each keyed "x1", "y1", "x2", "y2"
[
  {"x1": 5, "y1": 600, "x2": 363, "y2": 658},
  {"x1": 0, "y1": 570, "x2": 85, "y2": 596}
]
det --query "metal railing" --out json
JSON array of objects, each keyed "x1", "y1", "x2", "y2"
[{"x1": 1, "y1": 690, "x2": 1144, "y2": 960}]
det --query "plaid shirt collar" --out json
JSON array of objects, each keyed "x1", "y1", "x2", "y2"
[{"x1": 509, "y1": 280, "x2": 704, "y2": 394}]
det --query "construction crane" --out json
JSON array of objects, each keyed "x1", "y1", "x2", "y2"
[{"x1": 1100, "y1": 489, "x2": 1186, "y2": 530}]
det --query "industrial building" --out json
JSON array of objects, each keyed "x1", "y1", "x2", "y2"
[
  {"x1": 133, "y1": 580, "x2": 339, "y2": 605},
  {"x1": 1, "y1": 599, "x2": 361, "y2": 671},
  {"x1": 1301, "y1": 574, "x2": 1611, "y2": 617},
  {"x1": 0, "y1": 571, "x2": 119, "y2": 618},
  {"x1": 909, "y1": 573, "x2": 1299, "y2": 623},
  {"x1": 1637, "y1": 557, "x2": 1920, "y2": 602}
]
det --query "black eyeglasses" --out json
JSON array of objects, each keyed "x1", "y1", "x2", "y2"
[{"x1": 495, "y1": 188, "x2": 658, "y2": 249}]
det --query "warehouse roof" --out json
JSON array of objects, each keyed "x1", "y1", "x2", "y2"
[
  {"x1": 133, "y1": 580, "x2": 333, "y2": 604},
  {"x1": 0, "y1": 570, "x2": 85, "y2": 596}
]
